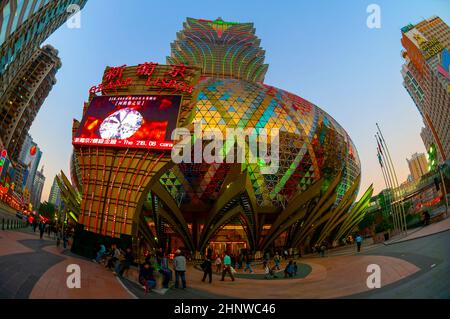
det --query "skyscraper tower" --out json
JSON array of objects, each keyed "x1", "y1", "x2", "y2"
[
  {"x1": 17, "y1": 134, "x2": 42, "y2": 193},
  {"x1": 0, "y1": 0, "x2": 88, "y2": 95},
  {"x1": 401, "y1": 16, "x2": 450, "y2": 163},
  {"x1": 48, "y1": 174, "x2": 61, "y2": 209},
  {"x1": 406, "y1": 152, "x2": 429, "y2": 181},
  {"x1": 31, "y1": 165, "x2": 45, "y2": 209},
  {"x1": 0, "y1": 44, "x2": 60, "y2": 163}
]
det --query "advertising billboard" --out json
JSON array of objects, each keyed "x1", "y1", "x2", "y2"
[{"x1": 73, "y1": 95, "x2": 181, "y2": 150}]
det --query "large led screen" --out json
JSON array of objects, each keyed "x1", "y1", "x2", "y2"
[{"x1": 73, "y1": 95, "x2": 181, "y2": 150}]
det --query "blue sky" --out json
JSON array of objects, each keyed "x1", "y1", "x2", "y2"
[{"x1": 33, "y1": 0, "x2": 450, "y2": 201}]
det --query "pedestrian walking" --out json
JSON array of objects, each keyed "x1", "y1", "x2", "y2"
[
  {"x1": 243, "y1": 253, "x2": 253, "y2": 273},
  {"x1": 273, "y1": 252, "x2": 281, "y2": 270},
  {"x1": 356, "y1": 234, "x2": 363, "y2": 252},
  {"x1": 62, "y1": 231, "x2": 69, "y2": 249},
  {"x1": 284, "y1": 260, "x2": 294, "y2": 278},
  {"x1": 46, "y1": 223, "x2": 51, "y2": 238},
  {"x1": 220, "y1": 253, "x2": 235, "y2": 281},
  {"x1": 38, "y1": 222, "x2": 45, "y2": 239},
  {"x1": 423, "y1": 211, "x2": 431, "y2": 226},
  {"x1": 237, "y1": 253, "x2": 244, "y2": 269},
  {"x1": 201, "y1": 256, "x2": 213, "y2": 284},
  {"x1": 215, "y1": 255, "x2": 222, "y2": 273},
  {"x1": 319, "y1": 243, "x2": 326, "y2": 257},
  {"x1": 173, "y1": 249, "x2": 187, "y2": 289},
  {"x1": 56, "y1": 229, "x2": 61, "y2": 247}
]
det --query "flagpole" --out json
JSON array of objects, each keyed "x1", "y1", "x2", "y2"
[
  {"x1": 376, "y1": 124, "x2": 407, "y2": 235},
  {"x1": 377, "y1": 130, "x2": 407, "y2": 235},
  {"x1": 377, "y1": 132, "x2": 405, "y2": 234},
  {"x1": 382, "y1": 158, "x2": 400, "y2": 232},
  {"x1": 378, "y1": 134, "x2": 404, "y2": 234},
  {"x1": 378, "y1": 148, "x2": 399, "y2": 231},
  {"x1": 377, "y1": 137, "x2": 401, "y2": 233}
]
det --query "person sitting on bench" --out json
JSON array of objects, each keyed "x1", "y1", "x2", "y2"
[{"x1": 139, "y1": 262, "x2": 156, "y2": 292}]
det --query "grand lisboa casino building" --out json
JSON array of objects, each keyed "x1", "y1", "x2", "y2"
[{"x1": 65, "y1": 18, "x2": 372, "y2": 258}]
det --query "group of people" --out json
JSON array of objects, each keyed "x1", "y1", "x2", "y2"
[
  {"x1": 213, "y1": 252, "x2": 254, "y2": 275},
  {"x1": 201, "y1": 252, "x2": 239, "y2": 283},
  {"x1": 31, "y1": 219, "x2": 71, "y2": 249},
  {"x1": 139, "y1": 249, "x2": 180, "y2": 291},
  {"x1": 263, "y1": 252, "x2": 298, "y2": 279},
  {"x1": 140, "y1": 249, "x2": 187, "y2": 291},
  {"x1": 200, "y1": 250, "x2": 302, "y2": 282},
  {"x1": 94, "y1": 243, "x2": 135, "y2": 277},
  {"x1": 93, "y1": 245, "x2": 188, "y2": 292}
]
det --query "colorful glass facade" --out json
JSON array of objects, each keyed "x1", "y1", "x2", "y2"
[{"x1": 160, "y1": 77, "x2": 360, "y2": 209}]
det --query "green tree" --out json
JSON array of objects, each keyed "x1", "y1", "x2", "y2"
[
  {"x1": 38, "y1": 201, "x2": 56, "y2": 219},
  {"x1": 358, "y1": 211, "x2": 376, "y2": 231},
  {"x1": 375, "y1": 219, "x2": 393, "y2": 233}
]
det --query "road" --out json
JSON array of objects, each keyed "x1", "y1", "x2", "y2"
[{"x1": 352, "y1": 229, "x2": 450, "y2": 298}]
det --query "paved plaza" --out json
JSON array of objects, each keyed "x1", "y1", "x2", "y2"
[{"x1": 1, "y1": 214, "x2": 449, "y2": 299}]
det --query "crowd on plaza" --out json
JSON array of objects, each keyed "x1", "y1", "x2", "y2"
[
  {"x1": 90, "y1": 242, "x2": 312, "y2": 293},
  {"x1": 30, "y1": 218, "x2": 73, "y2": 249},
  {"x1": 26, "y1": 213, "x2": 368, "y2": 292},
  {"x1": 25, "y1": 217, "x2": 367, "y2": 294}
]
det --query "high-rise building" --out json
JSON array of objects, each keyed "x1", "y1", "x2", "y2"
[
  {"x1": 17, "y1": 133, "x2": 42, "y2": 193},
  {"x1": 31, "y1": 165, "x2": 45, "y2": 209},
  {"x1": 420, "y1": 126, "x2": 434, "y2": 156},
  {"x1": 0, "y1": 44, "x2": 60, "y2": 163},
  {"x1": 0, "y1": 0, "x2": 88, "y2": 96},
  {"x1": 401, "y1": 16, "x2": 450, "y2": 163},
  {"x1": 12, "y1": 160, "x2": 26, "y2": 193},
  {"x1": 18, "y1": 132, "x2": 32, "y2": 161},
  {"x1": 48, "y1": 174, "x2": 61, "y2": 209},
  {"x1": 407, "y1": 152, "x2": 429, "y2": 181}
]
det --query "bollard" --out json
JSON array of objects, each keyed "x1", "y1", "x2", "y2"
[
  {"x1": 1, "y1": 218, "x2": 4, "y2": 230},
  {"x1": 6, "y1": 219, "x2": 9, "y2": 230}
]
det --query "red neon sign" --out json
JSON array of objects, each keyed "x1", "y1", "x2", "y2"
[{"x1": 88, "y1": 63, "x2": 195, "y2": 95}]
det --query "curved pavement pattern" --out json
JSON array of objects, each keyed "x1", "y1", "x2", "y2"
[
  {"x1": 1, "y1": 222, "x2": 449, "y2": 299},
  {"x1": 0, "y1": 231, "x2": 64, "y2": 299},
  {"x1": 0, "y1": 230, "x2": 132, "y2": 299}
]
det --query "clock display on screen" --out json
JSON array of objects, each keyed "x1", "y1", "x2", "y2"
[{"x1": 99, "y1": 108, "x2": 143, "y2": 139}]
